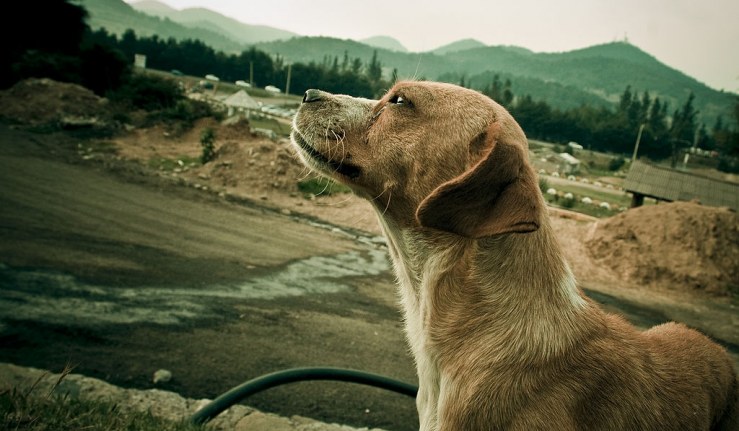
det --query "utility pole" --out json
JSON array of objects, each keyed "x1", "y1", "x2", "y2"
[
  {"x1": 285, "y1": 63, "x2": 292, "y2": 97},
  {"x1": 631, "y1": 123, "x2": 645, "y2": 162}
]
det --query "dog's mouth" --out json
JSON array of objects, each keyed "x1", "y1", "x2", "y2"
[{"x1": 291, "y1": 130, "x2": 361, "y2": 179}]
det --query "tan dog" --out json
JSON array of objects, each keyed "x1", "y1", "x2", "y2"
[{"x1": 291, "y1": 81, "x2": 738, "y2": 430}]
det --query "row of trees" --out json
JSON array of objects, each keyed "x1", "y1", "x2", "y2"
[
  {"x1": 464, "y1": 75, "x2": 738, "y2": 168},
  {"x1": 2, "y1": 0, "x2": 393, "y2": 101},
  {"x1": 87, "y1": 28, "x2": 393, "y2": 99},
  {"x1": 1, "y1": 0, "x2": 130, "y2": 96},
  {"x1": 2, "y1": 0, "x2": 217, "y2": 122}
]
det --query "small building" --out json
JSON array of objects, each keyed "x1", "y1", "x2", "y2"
[
  {"x1": 624, "y1": 160, "x2": 739, "y2": 210},
  {"x1": 223, "y1": 90, "x2": 260, "y2": 117},
  {"x1": 554, "y1": 152, "x2": 581, "y2": 174}
]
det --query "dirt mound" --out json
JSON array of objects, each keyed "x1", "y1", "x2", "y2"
[
  {"x1": 202, "y1": 127, "x2": 304, "y2": 194},
  {"x1": 0, "y1": 78, "x2": 109, "y2": 125},
  {"x1": 585, "y1": 201, "x2": 739, "y2": 295}
]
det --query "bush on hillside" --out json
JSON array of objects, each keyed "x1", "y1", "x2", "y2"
[{"x1": 109, "y1": 74, "x2": 183, "y2": 111}]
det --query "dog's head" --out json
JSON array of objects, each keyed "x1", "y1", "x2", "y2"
[{"x1": 291, "y1": 81, "x2": 542, "y2": 238}]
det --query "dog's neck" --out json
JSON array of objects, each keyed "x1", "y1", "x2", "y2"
[{"x1": 377, "y1": 213, "x2": 593, "y2": 366}]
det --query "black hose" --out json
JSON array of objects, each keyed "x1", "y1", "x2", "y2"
[{"x1": 189, "y1": 367, "x2": 418, "y2": 425}]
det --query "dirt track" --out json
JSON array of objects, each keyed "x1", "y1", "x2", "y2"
[
  {"x1": 0, "y1": 126, "x2": 419, "y2": 430},
  {"x1": 0, "y1": 124, "x2": 737, "y2": 430}
]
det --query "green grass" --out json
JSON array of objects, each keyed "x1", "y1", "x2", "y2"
[
  {"x1": 297, "y1": 176, "x2": 352, "y2": 196},
  {"x1": 0, "y1": 372, "x2": 204, "y2": 431},
  {"x1": 551, "y1": 183, "x2": 631, "y2": 208}
]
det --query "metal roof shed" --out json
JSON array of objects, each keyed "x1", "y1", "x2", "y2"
[{"x1": 624, "y1": 160, "x2": 739, "y2": 210}]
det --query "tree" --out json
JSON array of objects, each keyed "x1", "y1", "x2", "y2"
[
  {"x1": 1, "y1": 0, "x2": 89, "y2": 88},
  {"x1": 200, "y1": 128, "x2": 216, "y2": 164},
  {"x1": 668, "y1": 92, "x2": 698, "y2": 167},
  {"x1": 367, "y1": 50, "x2": 382, "y2": 82}
]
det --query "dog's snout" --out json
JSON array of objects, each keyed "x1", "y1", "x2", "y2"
[{"x1": 303, "y1": 89, "x2": 323, "y2": 104}]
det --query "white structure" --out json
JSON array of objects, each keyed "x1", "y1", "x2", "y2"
[
  {"x1": 567, "y1": 141, "x2": 584, "y2": 151},
  {"x1": 134, "y1": 54, "x2": 146, "y2": 68},
  {"x1": 223, "y1": 90, "x2": 260, "y2": 117},
  {"x1": 556, "y1": 152, "x2": 581, "y2": 174}
]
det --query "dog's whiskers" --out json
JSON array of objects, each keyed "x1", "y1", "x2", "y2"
[{"x1": 369, "y1": 186, "x2": 392, "y2": 217}]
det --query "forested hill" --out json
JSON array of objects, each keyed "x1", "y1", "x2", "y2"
[
  {"x1": 256, "y1": 36, "x2": 734, "y2": 123},
  {"x1": 79, "y1": 0, "x2": 243, "y2": 53},
  {"x1": 129, "y1": 0, "x2": 298, "y2": 45},
  {"x1": 82, "y1": 0, "x2": 734, "y2": 124}
]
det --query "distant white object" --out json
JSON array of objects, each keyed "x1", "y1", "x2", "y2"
[
  {"x1": 224, "y1": 90, "x2": 259, "y2": 109},
  {"x1": 546, "y1": 188, "x2": 557, "y2": 195},
  {"x1": 567, "y1": 141, "x2": 583, "y2": 150},
  {"x1": 235, "y1": 80, "x2": 251, "y2": 88},
  {"x1": 581, "y1": 197, "x2": 593, "y2": 204},
  {"x1": 567, "y1": 175, "x2": 577, "y2": 181},
  {"x1": 134, "y1": 53, "x2": 146, "y2": 68},
  {"x1": 551, "y1": 172, "x2": 560, "y2": 178},
  {"x1": 580, "y1": 178, "x2": 590, "y2": 184},
  {"x1": 153, "y1": 369, "x2": 172, "y2": 384},
  {"x1": 599, "y1": 202, "x2": 611, "y2": 210},
  {"x1": 538, "y1": 168, "x2": 547, "y2": 174},
  {"x1": 594, "y1": 181, "x2": 603, "y2": 187},
  {"x1": 265, "y1": 85, "x2": 282, "y2": 93},
  {"x1": 564, "y1": 192, "x2": 574, "y2": 199},
  {"x1": 205, "y1": 74, "x2": 219, "y2": 81}
]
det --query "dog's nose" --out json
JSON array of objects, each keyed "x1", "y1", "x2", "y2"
[{"x1": 303, "y1": 89, "x2": 322, "y2": 103}]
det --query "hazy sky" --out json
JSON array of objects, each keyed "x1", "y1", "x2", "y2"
[{"x1": 128, "y1": 0, "x2": 739, "y2": 92}]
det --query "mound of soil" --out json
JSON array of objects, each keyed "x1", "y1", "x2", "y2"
[
  {"x1": 585, "y1": 201, "x2": 739, "y2": 295},
  {"x1": 0, "y1": 78, "x2": 109, "y2": 125}
]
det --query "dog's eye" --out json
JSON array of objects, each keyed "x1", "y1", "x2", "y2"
[{"x1": 389, "y1": 94, "x2": 407, "y2": 105}]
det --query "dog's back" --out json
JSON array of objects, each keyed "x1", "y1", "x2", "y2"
[{"x1": 568, "y1": 317, "x2": 739, "y2": 430}]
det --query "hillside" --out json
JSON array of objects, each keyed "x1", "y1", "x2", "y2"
[
  {"x1": 257, "y1": 37, "x2": 735, "y2": 123},
  {"x1": 431, "y1": 38, "x2": 486, "y2": 55},
  {"x1": 360, "y1": 35, "x2": 408, "y2": 52},
  {"x1": 79, "y1": 0, "x2": 244, "y2": 53},
  {"x1": 443, "y1": 42, "x2": 732, "y2": 120},
  {"x1": 130, "y1": 0, "x2": 298, "y2": 44}
]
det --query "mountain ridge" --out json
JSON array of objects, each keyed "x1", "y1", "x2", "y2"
[
  {"x1": 83, "y1": 0, "x2": 734, "y2": 124},
  {"x1": 360, "y1": 36, "x2": 408, "y2": 53},
  {"x1": 129, "y1": 0, "x2": 298, "y2": 44}
]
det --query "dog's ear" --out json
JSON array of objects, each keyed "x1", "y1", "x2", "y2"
[{"x1": 416, "y1": 121, "x2": 542, "y2": 238}]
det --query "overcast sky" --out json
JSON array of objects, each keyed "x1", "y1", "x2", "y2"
[{"x1": 127, "y1": 0, "x2": 739, "y2": 93}]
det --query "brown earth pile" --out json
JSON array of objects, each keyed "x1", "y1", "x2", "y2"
[
  {"x1": 585, "y1": 201, "x2": 739, "y2": 295},
  {"x1": 0, "y1": 78, "x2": 109, "y2": 125}
]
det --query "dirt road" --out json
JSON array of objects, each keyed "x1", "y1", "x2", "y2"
[{"x1": 0, "y1": 126, "x2": 419, "y2": 430}]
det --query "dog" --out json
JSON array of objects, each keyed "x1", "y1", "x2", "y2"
[{"x1": 291, "y1": 81, "x2": 738, "y2": 430}]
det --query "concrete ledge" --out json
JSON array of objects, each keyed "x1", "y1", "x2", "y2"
[{"x1": 0, "y1": 362, "x2": 386, "y2": 431}]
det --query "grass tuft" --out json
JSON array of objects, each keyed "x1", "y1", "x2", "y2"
[
  {"x1": 297, "y1": 176, "x2": 352, "y2": 197},
  {"x1": 0, "y1": 365, "x2": 204, "y2": 431}
]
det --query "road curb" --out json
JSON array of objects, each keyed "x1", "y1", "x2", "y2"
[{"x1": 0, "y1": 362, "x2": 386, "y2": 431}]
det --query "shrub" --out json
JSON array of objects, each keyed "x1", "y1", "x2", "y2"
[
  {"x1": 297, "y1": 176, "x2": 351, "y2": 196},
  {"x1": 561, "y1": 196, "x2": 576, "y2": 209},
  {"x1": 110, "y1": 74, "x2": 183, "y2": 111},
  {"x1": 538, "y1": 177, "x2": 550, "y2": 195},
  {"x1": 608, "y1": 157, "x2": 626, "y2": 171},
  {"x1": 200, "y1": 127, "x2": 215, "y2": 164}
]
